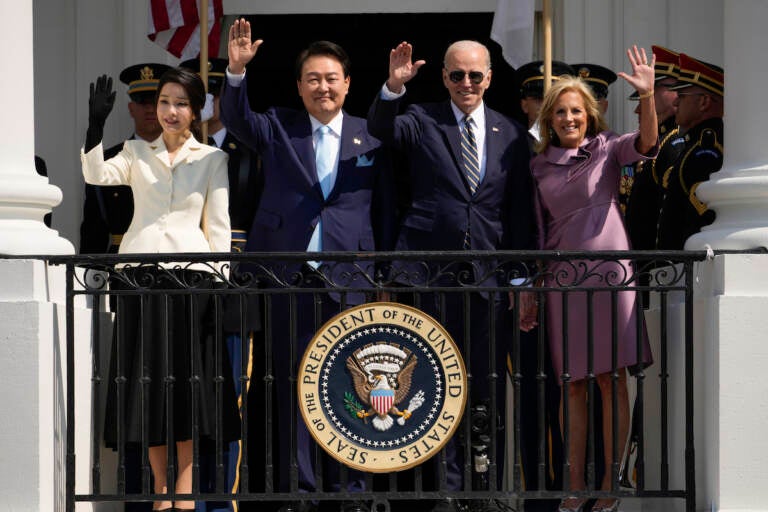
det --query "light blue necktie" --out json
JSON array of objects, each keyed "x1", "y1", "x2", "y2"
[{"x1": 306, "y1": 125, "x2": 334, "y2": 264}]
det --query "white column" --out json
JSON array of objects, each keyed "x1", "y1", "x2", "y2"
[
  {"x1": 686, "y1": 0, "x2": 768, "y2": 250},
  {"x1": 0, "y1": 0, "x2": 73, "y2": 255},
  {"x1": 683, "y1": 6, "x2": 768, "y2": 512}
]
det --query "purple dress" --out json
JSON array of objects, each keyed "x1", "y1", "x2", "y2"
[{"x1": 531, "y1": 131, "x2": 655, "y2": 383}]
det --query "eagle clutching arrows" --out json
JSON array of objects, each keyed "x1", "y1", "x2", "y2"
[{"x1": 345, "y1": 342, "x2": 424, "y2": 431}]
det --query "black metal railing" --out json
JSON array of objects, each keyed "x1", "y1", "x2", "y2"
[{"x1": 47, "y1": 250, "x2": 706, "y2": 512}]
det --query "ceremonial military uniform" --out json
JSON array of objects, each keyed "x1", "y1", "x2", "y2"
[
  {"x1": 212, "y1": 120, "x2": 264, "y2": 334},
  {"x1": 625, "y1": 45, "x2": 685, "y2": 249},
  {"x1": 656, "y1": 117, "x2": 723, "y2": 249},
  {"x1": 514, "y1": 60, "x2": 574, "y2": 147},
  {"x1": 79, "y1": 143, "x2": 134, "y2": 253},
  {"x1": 656, "y1": 53, "x2": 724, "y2": 250},
  {"x1": 570, "y1": 63, "x2": 617, "y2": 104},
  {"x1": 626, "y1": 115, "x2": 685, "y2": 249}
]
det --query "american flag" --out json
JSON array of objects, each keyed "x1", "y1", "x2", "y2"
[{"x1": 148, "y1": 0, "x2": 224, "y2": 59}]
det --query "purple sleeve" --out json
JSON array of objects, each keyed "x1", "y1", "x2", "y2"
[
  {"x1": 608, "y1": 131, "x2": 659, "y2": 167},
  {"x1": 530, "y1": 159, "x2": 547, "y2": 250}
]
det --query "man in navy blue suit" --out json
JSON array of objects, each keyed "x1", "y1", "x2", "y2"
[
  {"x1": 367, "y1": 41, "x2": 537, "y2": 512},
  {"x1": 220, "y1": 19, "x2": 395, "y2": 512}
]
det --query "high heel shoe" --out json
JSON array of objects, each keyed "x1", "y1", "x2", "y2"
[
  {"x1": 591, "y1": 499, "x2": 620, "y2": 512},
  {"x1": 558, "y1": 497, "x2": 587, "y2": 512}
]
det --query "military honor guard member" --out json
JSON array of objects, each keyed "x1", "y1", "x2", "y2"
[
  {"x1": 656, "y1": 54, "x2": 724, "y2": 250},
  {"x1": 514, "y1": 60, "x2": 574, "y2": 143},
  {"x1": 570, "y1": 63, "x2": 617, "y2": 115},
  {"x1": 79, "y1": 63, "x2": 170, "y2": 254},
  {"x1": 624, "y1": 45, "x2": 686, "y2": 249},
  {"x1": 180, "y1": 56, "x2": 265, "y2": 512}
]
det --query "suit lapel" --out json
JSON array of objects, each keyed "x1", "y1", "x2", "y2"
[
  {"x1": 439, "y1": 102, "x2": 475, "y2": 198},
  {"x1": 332, "y1": 114, "x2": 366, "y2": 199},
  {"x1": 479, "y1": 106, "x2": 502, "y2": 194},
  {"x1": 148, "y1": 136, "x2": 202, "y2": 168},
  {"x1": 438, "y1": 102, "x2": 464, "y2": 172},
  {"x1": 287, "y1": 112, "x2": 321, "y2": 190}
]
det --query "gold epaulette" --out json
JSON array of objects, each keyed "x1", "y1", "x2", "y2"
[{"x1": 652, "y1": 126, "x2": 680, "y2": 186}]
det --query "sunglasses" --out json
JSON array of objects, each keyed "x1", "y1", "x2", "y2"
[{"x1": 447, "y1": 70, "x2": 486, "y2": 84}]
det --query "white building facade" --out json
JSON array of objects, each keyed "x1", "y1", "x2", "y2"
[{"x1": 2, "y1": 1, "x2": 768, "y2": 511}]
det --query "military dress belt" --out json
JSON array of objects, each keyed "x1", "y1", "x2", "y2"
[
  {"x1": 231, "y1": 229, "x2": 248, "y2": 252},
  {"x1": 108, "y1": 234, "x2": 123, "y2": 251}
]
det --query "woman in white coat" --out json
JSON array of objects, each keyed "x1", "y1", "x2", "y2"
[{"x1": 82, "y1": 68, "x2": 238, "y2": 512}]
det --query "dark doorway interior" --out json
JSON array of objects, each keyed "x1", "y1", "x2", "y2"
[{"x1": 238, "y1": 12, "x2": 524, "y2": 123}]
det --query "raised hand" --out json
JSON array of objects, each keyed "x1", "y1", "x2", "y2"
[
  {"x1": 228, "y1": 18, "x2": 263, "y2": 74},
  {"x1": 88, "y1": 74, "x2": 116, "y2": 127},
  {"x1": 618, "y1": 45, "x2": 656, "y2": 95},
  {"x1": 386, "y1": 41, "x2": 426, "y2": 94}
]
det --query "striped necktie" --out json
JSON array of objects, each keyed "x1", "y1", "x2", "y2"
[{"x1": 461, "y1": 115, "x2": 480, "y2": 194}]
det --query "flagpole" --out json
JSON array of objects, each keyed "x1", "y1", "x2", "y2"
[
  {"x1": 543, "y1": 0, "x2": 552, "y2": 93},
  {"x1": 200, "y1": 0, "x2": 209, "y2": 142}
]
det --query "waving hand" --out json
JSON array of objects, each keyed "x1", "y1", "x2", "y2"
[
  {"x1": 386, "y1": 42, "x2": 426, "y2": 94},
  {"x1": 228, "y1": 18, "x2": 264, "y2": 74},
  {"x1": 617, "y1": 45, "x2": 655, "y2": 95}
]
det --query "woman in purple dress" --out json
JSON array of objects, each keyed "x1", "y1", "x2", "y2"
[{"x1": 531, "y1": 46, "x2": 657, "y2": 512}]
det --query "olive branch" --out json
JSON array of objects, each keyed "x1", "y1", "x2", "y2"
[{"x1": 344, "y1": 392, "x2": 367, "y2": 423}]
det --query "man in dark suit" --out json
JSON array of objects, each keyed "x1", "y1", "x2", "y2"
[
  {"x1": 79, "y1": 63, "x2": 170, "y2": 254},
  {"x1": 180, "y1": 56, "x2": 265, "y2": 512},
  {"x1": 367, "y1": 41, "x2": 537, "y2": 512},
  {"x1": 220, "y1": 19, "x2": 395, "y2": 512}
]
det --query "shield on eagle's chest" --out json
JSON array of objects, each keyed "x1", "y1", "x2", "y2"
[{"x1": 370, "y1": 388, "x2": 395, "y2": 416}]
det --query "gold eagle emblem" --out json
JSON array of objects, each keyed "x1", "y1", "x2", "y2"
[{"x1": 345, "y1": 342, "x2": 423, "y2": 431}]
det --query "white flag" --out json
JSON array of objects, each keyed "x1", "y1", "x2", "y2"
[{"x1": 490, "y1": 0, "x2": 535, "y2": 69}]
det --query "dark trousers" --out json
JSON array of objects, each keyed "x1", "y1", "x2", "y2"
[
  {"x1": 516, "y1": 325, "x2": 564, "y2": 511},
  {"x1": 269, "y1": 274, "x2": 366, "y2": 494},
  {"x1": 417, "y1": 290, "x2": 510, "y2": 491},
  {"x1": 198, "y1": 332, "x2": 258, "y2": 512}
]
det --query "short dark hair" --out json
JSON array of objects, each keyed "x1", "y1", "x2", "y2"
[
  {"x1": 294, "y1": 40, "x2": 351, "y2": 80},
  {"x1": 155, "y1": 67, "x2": 207, "y2": 140}
]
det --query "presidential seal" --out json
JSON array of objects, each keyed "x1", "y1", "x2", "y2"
[{"x1": 298, "y1": 302, "x2": 467, "y2": 473}]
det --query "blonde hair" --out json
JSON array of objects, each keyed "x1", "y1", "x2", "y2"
[{"x1": 534, "y1": 76, "x2": 608, "y2": 153}]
